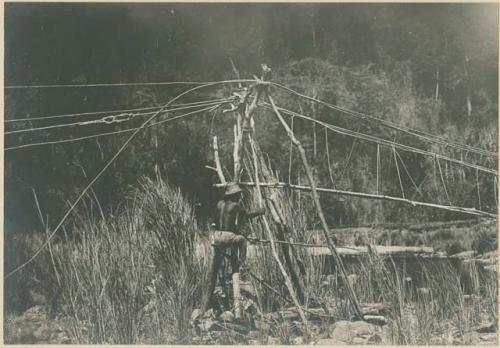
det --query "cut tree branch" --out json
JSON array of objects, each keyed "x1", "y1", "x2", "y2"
[
  {"x1": 214, "y1": 181, "x2": 497, "y2": 219},
  {"x1": 266, "y1": 92, "x2": 364, "y2": 320}
]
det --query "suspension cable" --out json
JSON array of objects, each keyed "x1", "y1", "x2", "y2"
[
  {"x1": 265, "y1": 104, "x2": 497, "y2": 176},
  {"x1": 271, "y1": 82, "x2": 497, "y2": 158},
  {"x1": 4, "y1": 80, "x2": 247, "y2": 279},
  {"x1": 5, "y1": 79, "x2": 255, "y2": 90},
  {"x1": 5, "y1": 104, "x2": 223, "y2": 151},
  {"x1": 5, "y1": 99, "x2": 230, "y2": 135},
  {"x1": 4, "y1": 98, "x2": 230, "y2": 123}
]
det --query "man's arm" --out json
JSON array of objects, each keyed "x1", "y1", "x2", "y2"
[{"x1": 244, "y1": 207, "x2": 265, "y2": 219}]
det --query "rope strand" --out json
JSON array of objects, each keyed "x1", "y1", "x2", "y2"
[
  {"x1": 5, "y1": 105, "x2": 222, "y2": 151},
  {"x1": 267, "y1": 104, "x2": 497, "y2": 176},
  {"x1": 271, "y1": 82, "x2": 497, "y2": 158},
  {"x1": 4, "y1": 80, "x2": 243, "y2": 279},
  {"x1": 5, "y1": 99, "x2": 230, "y2": 135},
  {"x1": 5, "y1": 79, "x2": 254, "y2": 90},
  {"x1": 5, "y1": 98, "x2": 230, "y2": 123}
]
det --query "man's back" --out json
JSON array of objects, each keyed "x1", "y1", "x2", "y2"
[{"x1": 216, "y1": 200, "x2": 241, "y2": 233}]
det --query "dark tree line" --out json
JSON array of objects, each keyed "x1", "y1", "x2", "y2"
[{"x1": 4, "y1": 3, "x2": 498, "y2": 236}]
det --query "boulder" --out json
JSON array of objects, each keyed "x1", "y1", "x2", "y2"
[
  {"x1": 267, "y1": 336, "x2": 281, "y2": 345},
  {"x1": 328, "y1": 320, "x2": 385, "y2": 344},
  {"x1": 476, "y1": 322, "x2": 496, "y2": 333},
  {"x1": 292, "y1": 336, "x2": 305, "y2": 345},
  {"x1": 191, "y1": 308, "x2": 202, "y2": 321},
  {"x1": 219, "y1": 311, "x2": 235, "y2": 322}
]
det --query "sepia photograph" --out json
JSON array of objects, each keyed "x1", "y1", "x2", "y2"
[{"x1": 3, "y1": 1, "x2": 499, "y2": 345}]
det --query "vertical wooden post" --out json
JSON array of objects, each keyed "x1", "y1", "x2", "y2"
[
  {"x1": 204, "y1": 137, "x2": 227, "y2": 312},
  {"x1": 231, "y1": 89, "x2": 259, "y2": 319}
]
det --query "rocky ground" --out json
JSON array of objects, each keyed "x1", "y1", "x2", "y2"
[
  {"x1": 3, "y1": 301, "x2": 497, "y2": 345},
  {"x1": 3, "y1": 305, "x2": 73, "y2": 344},
  {"x1": 188, "y1": 301, "x2": 497, "y2": 345}
]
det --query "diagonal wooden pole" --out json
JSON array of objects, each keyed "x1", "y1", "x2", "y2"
[{"x1": 266, "y1": 91, "x2": 364, "y2": 320}]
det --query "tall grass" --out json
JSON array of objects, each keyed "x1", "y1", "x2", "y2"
[
  {"x1": 139, "y1": 177, "x2": 210, "y2": 343},
  {"x1": 50, "y1": 176, "x2": 208, "y2": 344},
  {"x1": 334, "y1": 251, "x2": 498, "y2": 345}
]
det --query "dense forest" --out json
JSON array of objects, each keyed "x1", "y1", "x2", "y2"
[{"x1": 5, "y1": 3, "x2": 498, "y2": 243}]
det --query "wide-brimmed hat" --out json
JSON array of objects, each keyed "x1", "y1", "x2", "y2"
[{"x1": 225, "y1": 182, "x2": 243, "y2": 196}]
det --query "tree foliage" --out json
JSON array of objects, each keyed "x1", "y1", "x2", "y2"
[{"x1": 4, "y1": 3, "x2": 498, "y2": 237}]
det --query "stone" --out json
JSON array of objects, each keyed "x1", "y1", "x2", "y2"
[
  {"x1": 199, "y1": 318, "x2": 218, "y2": 332},
  {"x1": 292, "y1": 336, "x2": 305, "y2": 345},
  {"x1": 247, "y1": 330, "x2": 260, "y2": 339},
  {"x1": 366, "y1": 333, "x2": 383, "y2": 344},
  {"x1": 462, "y1": 331, "x2": 480, "y2": 345},
  {"x1": 219, "y1": 311, "x2": 235, "y2": 322},
  {"x1": 240, "y1": 281, "x2": 257, "y2": 297},
  {"x1": 363, "y1": 315, "x2": 388, "y2": 326},
  {"x1": 203, "y1": 308, "x2": 215, "y2": 319},
  {"x1": 347, "y1": 274, "x2": 359, "y2": 286},
  {"x1": 478, "y1": 332, "x2": 497, "y2": 345},
  {"x1": 329, "y1": 320, "x2": 382, "y2": 344},
  {"x1": 476, "y1": 322, "x2": 496, "y2": 333},
  {"x1": 268, "y1": 336, "x2": 281, "y2": 345},
  {"x1": 191, "y1": 308, "x2": 202, "y2": 321}
]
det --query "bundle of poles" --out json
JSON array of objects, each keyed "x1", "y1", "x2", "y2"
[
  {"x1": 204, "y1": 66, "x2": 497, "y2": 330},
  {"x1": 206, "y1": 70, "x2": 365, "y2": 332}
]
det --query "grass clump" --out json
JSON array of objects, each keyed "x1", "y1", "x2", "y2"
[{"x1": 50, "y1": 176, "x2": 208, "y2": 344}]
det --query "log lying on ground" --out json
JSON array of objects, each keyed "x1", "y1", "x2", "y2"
[{"x1": 297, "y1": 245, "x2": 435, "y2": 257}]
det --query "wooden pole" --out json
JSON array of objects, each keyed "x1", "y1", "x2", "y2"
[
  {"x1": 213, "y1": 136, "x2": 226, "y2": 184},
  {"x1": 231, "y1": 89, "x2": 261, "y2": 318},
  {"x1": 248, "y1": 134, "x2": 310, "y2": 332},
  {"x1": 214, "y1": 181, "x2": 497, "y2": 219},
  {"x1": 249, "y1": 139, "x2": 306, "y2": 302},
  {"x1": 267, "y1": 92, "x2": 365, "y2": 319},
  {"x1": 204, "y1": 136, "x2": 227, "y2": 312}
]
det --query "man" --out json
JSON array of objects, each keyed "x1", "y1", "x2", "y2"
[
  {"x1": 213, "y1": 182, "x2": 265, "y2": 266},
  {"x1": 205, "y1": 182, "x2": 264, "y2": 314}
]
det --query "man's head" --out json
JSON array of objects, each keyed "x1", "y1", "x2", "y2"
[{"x1": 225, "y1": 182, "x2": 243, "y2": 201}]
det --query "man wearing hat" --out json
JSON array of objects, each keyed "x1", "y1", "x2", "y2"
[
  {"x1": 205, "y1": 182, "x2": 264, "y2": 315},
  {"x1": 212, "y1": 182, "x2": 265, "y2": 265}
]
